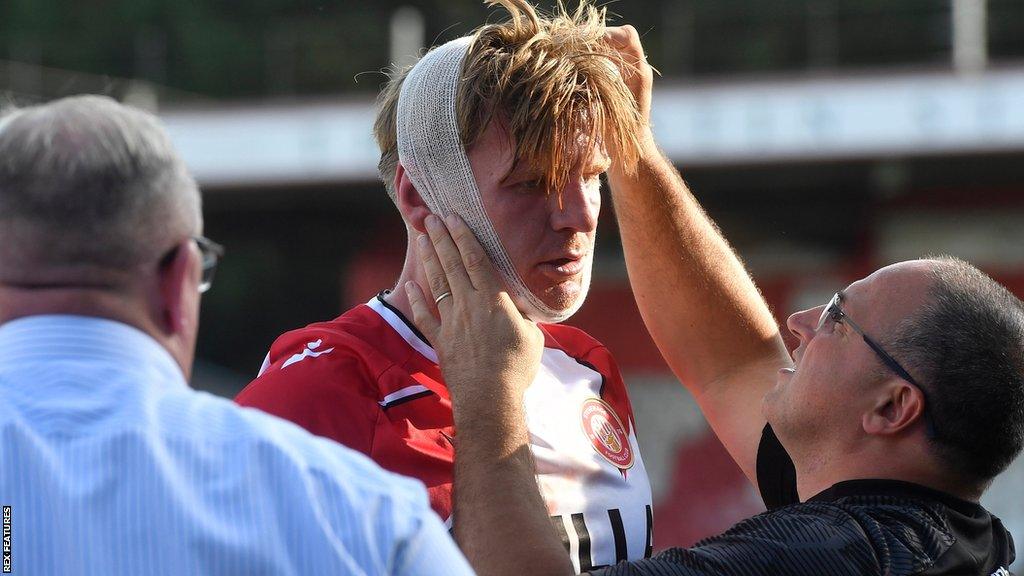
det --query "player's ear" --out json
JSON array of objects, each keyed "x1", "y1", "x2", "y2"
[
  {"x1": 395, "y1": 163, "x2": 432, "y2": 234},
  {"x1": 862, "y1": 381, "x2": 926, "y2": 436}
]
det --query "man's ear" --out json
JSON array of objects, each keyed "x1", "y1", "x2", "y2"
[
  {"x1": 395, "y1": 163, "x2": 432, "y2": 234},
  {"x1": 862, "y1": 381, "x2": 927, "y2": 436},
  {"x1": 157, "y1": 240, "x2": 197, "y2": 336}
]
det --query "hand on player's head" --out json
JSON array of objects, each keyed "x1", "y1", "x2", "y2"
[
  {"x1": 406, "y1": 213, "x2": 543, "y2": 405},
  {"x1": 602, "y1": 25, "x2": 654, "y2": 127}
]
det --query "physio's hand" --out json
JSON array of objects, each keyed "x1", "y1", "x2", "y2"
[
  {"x1": 410, "y1": 216, "x2": 571, "y2": 575},
  {"x1": 604, "y1": 25, "x2": 654, "y2": 127},
  {"x1": 406, "y1": 214, "x2": 543, "y2": 416}
]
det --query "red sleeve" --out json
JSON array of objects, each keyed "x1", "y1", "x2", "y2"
[{"x1": 235, "y1": 332, "x2": 380, "y2": 456}]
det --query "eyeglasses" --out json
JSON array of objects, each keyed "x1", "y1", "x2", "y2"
[
  {"x1": 193, "y1": 236, "x2": 225, "y2": 294},
  {"x1": 817, "y1": 292, "x2": 936, "y2": 438},
  {"x1": 157, "y1": 235, "x2": 225, "y2": 293}
]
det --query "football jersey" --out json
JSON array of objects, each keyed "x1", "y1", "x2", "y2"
[{"x1": 237, "y1": 294, "x2": 654, "y2": 573}]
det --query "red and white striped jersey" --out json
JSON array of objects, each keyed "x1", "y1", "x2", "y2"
[{"x1": 237, "y1": 294, "x2": 653, "y2": 572}]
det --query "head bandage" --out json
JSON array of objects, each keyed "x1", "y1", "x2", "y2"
[{"x1": 396, "y1": 36, "x2": 592, "y2": 323}]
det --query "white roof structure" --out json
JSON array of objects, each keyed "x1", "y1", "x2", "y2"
[{"x1": 160, "y1": 67, "x2": 1024, "y2": 188}]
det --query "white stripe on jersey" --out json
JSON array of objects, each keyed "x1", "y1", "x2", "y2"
[
  {"x1": 367, "y1": 297, "x2": 439, "y2": 363},
  {"x1": 257, "y1": 352, "x2": 271, "y2": 377},
  {"x1": 379, "y1": 384, "x2": 432, "y2": 408},
  {"x1": 562, "y1": 515, "x2": 583, "y2": 574},
  {"x1": 526, "y1": 347, "x2": 653, "y2": 569}
]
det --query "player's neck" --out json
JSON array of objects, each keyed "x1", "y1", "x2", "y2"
[
  {"x1": 383, "y1": 257, "x2": 428, "y2": 326},
  {"x1": 381, "y1": 287, "x2": 414, "y2": 324}
]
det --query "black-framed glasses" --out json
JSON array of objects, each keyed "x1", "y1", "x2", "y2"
[
  {"x1": 817, "y1": 292, "x2": 936, "y2": 438},
  {"x1": 193, "y1": 236, "x2": 224, "y2": 294}
]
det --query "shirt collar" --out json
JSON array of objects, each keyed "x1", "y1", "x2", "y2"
[
  {"x1": 0, "y1": 314, "x2": 188, "y2": 390},
  {"x1": 808, "y1": 479, "x2": 985, "y2": 517}
]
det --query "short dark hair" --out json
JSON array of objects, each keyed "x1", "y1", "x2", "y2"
[{"x1": 891, "y1": 257, "x2": 1024, "y2": 482}]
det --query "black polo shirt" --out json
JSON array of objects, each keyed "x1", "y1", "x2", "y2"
[{"x1": 591, "y1": 425, "x2": 1016, "y2": 576}]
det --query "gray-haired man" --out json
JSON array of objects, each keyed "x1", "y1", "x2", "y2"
[{"x1": 0, "y1": 95, "x2": 471, "y2": 576}]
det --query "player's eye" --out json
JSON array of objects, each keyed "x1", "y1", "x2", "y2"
[{"x1": 515, "y1": 178, "x2": 544, "y2": 193}]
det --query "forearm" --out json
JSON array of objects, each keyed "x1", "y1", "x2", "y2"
[
  {"x1": 451, "y1": 398, "x2": 573, "y2": 576},
  {"x1": 607, "y1": 136, "x2": 789, "y2": 486},
  {"x1": 405, "y1": 214, "x2": 567, "y2": 573},
  {"x1": 607, "y1": 135, "x2": 788, "y2": 393}
]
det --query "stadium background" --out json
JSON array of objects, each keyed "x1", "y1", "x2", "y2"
[{"x1": 3, "y1": 0, "x2": 1022, "y2": 566}]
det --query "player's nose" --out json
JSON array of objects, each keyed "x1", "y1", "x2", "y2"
[{"x1": 549, "y1": 175, "x2": 600, "y2": 233}]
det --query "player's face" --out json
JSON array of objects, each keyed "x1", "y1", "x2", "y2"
[
  {"x1": 763, "y1": 262, "x2": 932, "y2": 457},
  {"x1": 466, "y1": 120, "x2": 608, "y2": 313}
]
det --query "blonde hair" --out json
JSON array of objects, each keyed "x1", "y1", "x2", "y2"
[{"x1": 374, "y1": 0, "x2": 644, "y2": 203}]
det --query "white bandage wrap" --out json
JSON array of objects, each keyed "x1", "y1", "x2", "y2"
[{"x1": 396, "y1": 36, "x2": 591, "y2": 323}]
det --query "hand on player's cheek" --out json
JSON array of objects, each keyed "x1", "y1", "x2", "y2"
[
  {"x1": 405, "y1": 278, "x2": 439, "y2": 342},
  {"x1": 406, "y1": 214, "x2": 543, "y2": 407}
]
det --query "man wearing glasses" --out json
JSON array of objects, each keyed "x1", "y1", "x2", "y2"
[
  {"x1": 407, "y1": 25, "x2": 1023, "y2": 576},
  {"x1": 0, "y1": 96, "x2": 471, "y2": 575}
]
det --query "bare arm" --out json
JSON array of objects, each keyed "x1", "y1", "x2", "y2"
[
  {"x1": 604, "y1": 27, "x2": 791, "y2": 488},
  {"x1": 406, "y1": 214, "x2": 573, "y2": 576}
]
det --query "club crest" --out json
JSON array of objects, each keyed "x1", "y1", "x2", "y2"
[{"x1": 580, "y1": 397, "x2": 633, "y2": 470}]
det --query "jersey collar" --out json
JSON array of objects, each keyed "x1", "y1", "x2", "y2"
[
  {"x1": 808, "y1": 479, "x2": 985, "y2": 516},
  {"x1": 368, "y1": 291, "x2": 438, "y2": 364}
]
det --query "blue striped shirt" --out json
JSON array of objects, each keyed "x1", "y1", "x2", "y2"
[{"x1": 0, "y1": 315, "x2": 473, "y2": 575}]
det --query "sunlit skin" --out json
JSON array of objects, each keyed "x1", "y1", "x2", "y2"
[
  {"x1": 763, "y1": 260, "x2": 937, "y2": 496},
  {"x1": 466, "y1": 120, "x2": 610, "y2": 313}
]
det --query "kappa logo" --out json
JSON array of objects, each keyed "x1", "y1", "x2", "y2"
[
  {"x1": 282, "y1": 339, "x2": 335, "y2": 369},
  {"x1": 991, "y1": 567, "x2": 1010, "y2": 576}
]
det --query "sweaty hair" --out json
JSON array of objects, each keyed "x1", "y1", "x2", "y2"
[
  {"x1": 373, "y1": 0, "x2": 644, "y2": 202},
  {"x1": 891, "y1": 257, "x2": 1024, "y2": 482},
  {"x1": 0, "y1": 95, "x2": 200, "y2": 279}
]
